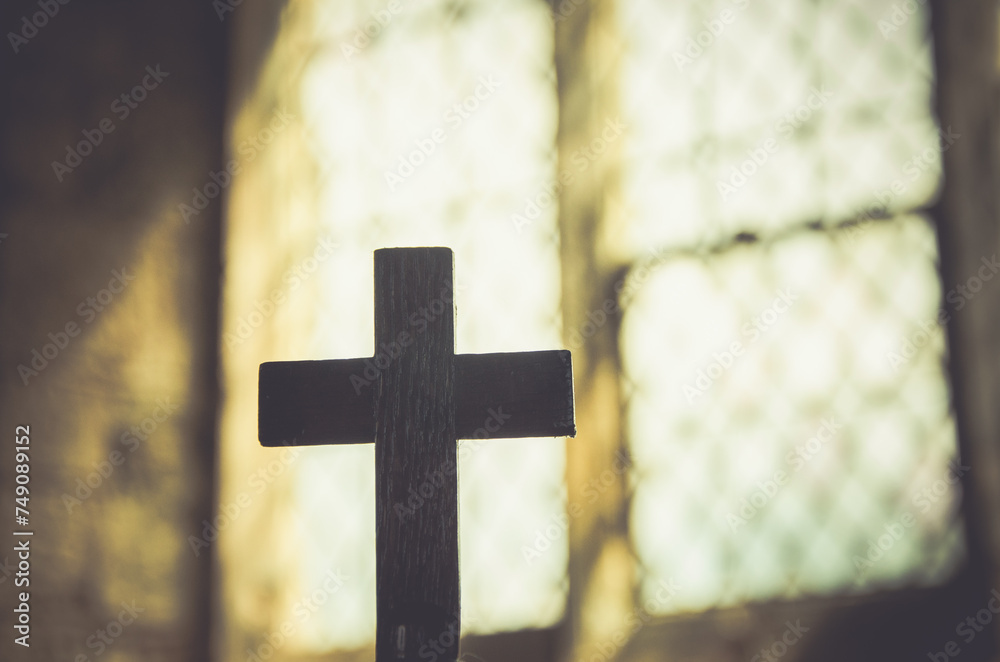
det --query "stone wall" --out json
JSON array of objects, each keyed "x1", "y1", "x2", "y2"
[{"x1": 0, "y1": 2, "x2": 228, "y2": 660}]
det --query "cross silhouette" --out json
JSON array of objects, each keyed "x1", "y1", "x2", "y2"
[{"x1": 258, "y1": 247, "x2": 575, "y2": 662}]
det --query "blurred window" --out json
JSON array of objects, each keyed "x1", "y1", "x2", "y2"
[
  {"x1": 225, "y1": 0, "x2": 966, "y2": 656},
  {"x1": 619, "y1": 0, "x2": 964, "y2": 611}
]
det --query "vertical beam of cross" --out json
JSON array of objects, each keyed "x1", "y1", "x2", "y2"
[{"x1": 374, "y1": 247, "x2": 458, "y2": 660}]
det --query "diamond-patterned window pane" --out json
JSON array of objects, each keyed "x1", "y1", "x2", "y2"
[
  {"x1": 281, "y1": 0, "x2": 566, "y2": 649},
  {"x1": 619, "y1": 0, "x2": 963, "y2": 613},
  {"x1": 621, "y1": 0, "x2": 938, "y2": 252},
  {"x1": 624, "y1": 217, "x2": 963, "y2": 610}
]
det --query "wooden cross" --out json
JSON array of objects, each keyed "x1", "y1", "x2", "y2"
[{"x1": 258, "y1": 247, "x2": 575, "y2": 662}]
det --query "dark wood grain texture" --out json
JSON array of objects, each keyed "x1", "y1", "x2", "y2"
[
  {"x1": 257, "y1": 247, "x2": 576, "y2": 662},
  {"x1": 374, "y1": 247, "x2": 459, "y2": 661},
  {"x1": 454, "y1": 350, "x2": 575, "y2": 440},
  {"x1": 258, "y1": 358, "x2": 373, "y2": 446},
  {"x1": 258, "y1": 350, "x2": 576, "y2": 446}
]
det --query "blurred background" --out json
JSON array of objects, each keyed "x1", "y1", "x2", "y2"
[{"x1": 2, "y1": 0, "x2": 1000, "y2": 660}]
